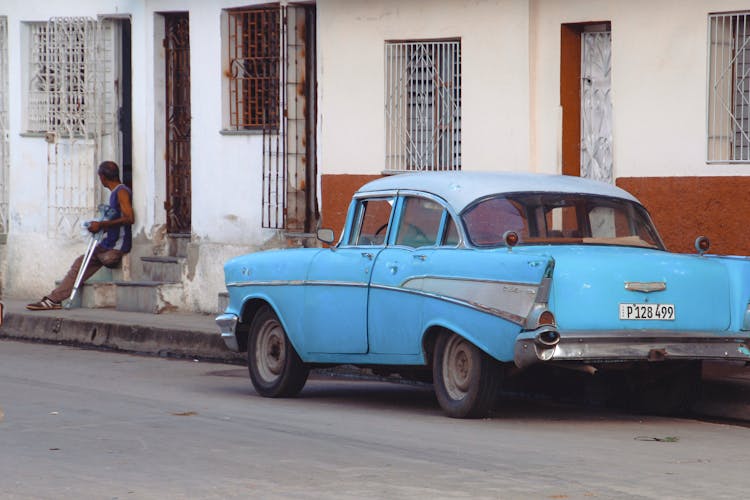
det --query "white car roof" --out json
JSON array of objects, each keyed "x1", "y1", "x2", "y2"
[{"x1": 356, "y1": 171, "x2": 641, "y2": 213}]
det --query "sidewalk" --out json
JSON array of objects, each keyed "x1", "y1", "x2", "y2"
[
  {"x1": 0, "y1": 299, "x2": 243, "y2": 363},
  {"x1": 1, "y1": 298, "x2": 750, "y2": 421}
]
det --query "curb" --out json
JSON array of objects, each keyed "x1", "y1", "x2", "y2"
[{"x1": 0, "y1": 304, "x2": 243, "y2": 363}]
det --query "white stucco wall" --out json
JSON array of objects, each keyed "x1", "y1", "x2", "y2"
[
  {"x1": 2, "y1": 0, "x2": 146, "y2": 298},
  {"x1": 0, "y1": 0, "x2": 279, "y2": 310},
  {"x1": 317, "y1": 0, "x2": 532, "y2": 175},
  {"x1": 142, "y1": 0, "x2": 282, "y2": 312},
  {"x1": 530, "y1": 0, "x2": 750, "y2": 178},
  {"x1": 4, "y1": 0, "x2": 750, "y2": 310}
]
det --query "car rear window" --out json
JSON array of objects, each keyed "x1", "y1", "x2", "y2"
[{"x1": 462, "y1": 193, "x2": 664, "y2": 250}]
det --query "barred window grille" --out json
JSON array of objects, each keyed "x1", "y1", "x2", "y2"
[
  {"x1": 385, "y1": 40, "x2": 461, "y2": 172},
  {"x1": 24, "y1": 18, "x2": 116, "y2": 238},
  {"x1": 27, "y1": 22, "x2": 49, "y2": 133},
  {"x1": 708, "y1": 12, "x2": 750, "y2": 163},
  {"x1": 0, "y1": 16, "x2": 9, "y2": 237},
  {"x1": 227, "y1": 7, "x2": 281, "y2": 130},
  {"x1": 26, "y1": 18, "x2": 106, "y2": 138}
]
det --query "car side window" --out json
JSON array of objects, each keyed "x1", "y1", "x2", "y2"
[
  {"x1": 350, "y1": 198, "x2": 394, "y2": 246},
  {"x1": 395, "y1": 197, "x2": 444, "y2": 248},
  {"x1": 442, "y1": 216, "x2": 460, "y2": 246}
]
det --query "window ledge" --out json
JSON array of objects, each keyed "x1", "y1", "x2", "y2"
[
  {"x1": 219, "y1": 129, "x2": 266, "y2": 136},
  {"x1": 20, "y1": 132, "x2": 47, "y2": 138}
]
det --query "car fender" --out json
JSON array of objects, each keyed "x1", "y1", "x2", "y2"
[
  {"x1": 237, "y1": 291, "x2": 307, "y2": 358},
  {"x1": 421, "y1": 314, "x2": 523, "y2": 364}
]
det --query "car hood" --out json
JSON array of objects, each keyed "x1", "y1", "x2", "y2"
[{"x1": 513, "y1": 245, "x2": 731, "y2": 331}]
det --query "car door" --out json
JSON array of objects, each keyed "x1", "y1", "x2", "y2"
[
  {"x1": 304, "y1": 196, "x2": 394, "y2": 354},
  {"x1": 368, "y1": 195, "x2": 455, "y2": 355}
]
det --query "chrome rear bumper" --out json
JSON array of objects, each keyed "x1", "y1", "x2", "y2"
[
  {"x1": 514, "y1": 329, "x2": 750, "y2": 369},
  {"x1": 216, "y1": 313, "x2": 239, "y2": 351}
]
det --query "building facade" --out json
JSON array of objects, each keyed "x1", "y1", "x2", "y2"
[{"x1": 0, "y1": 0, "x2": 748, "y2": 312}]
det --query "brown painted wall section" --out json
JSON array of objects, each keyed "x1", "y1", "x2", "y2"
[
  {"x1": 320, "y1": 174, "x2": 750, "y2": 257},
  {"x1": 618, "y1": 177, "x2": 750, "y2": 256},
  {"x1": 321, "y1": 174, "x2": 382, "y2": 240}
]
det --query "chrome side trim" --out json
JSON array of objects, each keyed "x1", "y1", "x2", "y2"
[
  {"x1": 215, "y1": 313, "x2": 240, "y2": 351},
  {"x1": 227, "y1": 280, "x2": 368, "y2": 288},
  {"x1": 514, "y1": 329, "x2": 750, "y2": 369},
  {"x1": 401, "y1": 276, "x2": 538, "y2": 322},
  {"x1": 625, "y1": 281, "x2": 667, "y2": 293},
  {"x1": 227, "y1": 277, "x2": 539, "y2": 324},
  {"x1": 371, "y1": 282, "x2": 527, "y2": 325}
]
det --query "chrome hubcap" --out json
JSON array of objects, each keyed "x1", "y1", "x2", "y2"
[
  {"x1": 442, "y1": 335, "x2": 473, "y2": 401},
  {"x1": 255, "y1": 319, "x2": 286, "y2": 382}
]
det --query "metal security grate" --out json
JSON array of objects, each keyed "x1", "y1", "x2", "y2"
[
  {"x1": 227, "y1": 7, "x2": 280, "y2": 130},
  {"x1": 385, "y1": 40, "x2": 461, "y2": 172},
  {"x1": 26, "y1": 18, "x2": 117, "y2": 238},
  {"x1": 0, "y1": 17, "x2": 8, "y2": 237},
  {"x1": 708, "y1": 13, "x2": 750, "y2": 162},
  {"x1": 259, "y1": 5, "x2": 316, "y2": 231},
  {"x1": 165, "y1": 13, "x2": 192, "y2": 234},
  {"x1": 580, "y1": 31, "x2": 613, "y2": 183}
]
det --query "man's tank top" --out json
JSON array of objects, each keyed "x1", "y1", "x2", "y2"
[{"x1": 101, "y1": 184, "x2": 132, "y2": 253}]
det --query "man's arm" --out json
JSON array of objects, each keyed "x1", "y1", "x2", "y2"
[{"x1": 88, "y1": 188, "x2": 134, "y2": 233}]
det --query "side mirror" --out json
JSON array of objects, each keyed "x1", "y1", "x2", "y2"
[{"x1": 316, "y1": 228, "x2": 335, "y2": 244}]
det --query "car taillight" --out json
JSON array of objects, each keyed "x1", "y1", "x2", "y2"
[{"x1": 538, "y1": 310, "x2": 556, "y2": 326}]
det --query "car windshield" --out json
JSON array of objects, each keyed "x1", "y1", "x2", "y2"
[{"x1": 462, "y1": 193, "x2": 664, "y2": 250}]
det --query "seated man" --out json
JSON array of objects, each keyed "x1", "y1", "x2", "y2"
[{"x1": 27, "y1": 161, "x2": 134, "y2": 310}]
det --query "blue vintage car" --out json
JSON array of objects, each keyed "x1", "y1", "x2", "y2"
[{"x1": 217, "y1": 172, "x2": 750, "y2": 417}]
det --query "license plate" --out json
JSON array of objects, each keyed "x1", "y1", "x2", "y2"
[{"x1": 619, "y1": 303, "x2": 675, "y2": 321}]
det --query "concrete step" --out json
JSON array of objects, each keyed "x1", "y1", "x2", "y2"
[
  {"x1": 141, "y1": 256, "x2": 183, "y2": 282},
  {"x1": 64, "y1": 282, "x2": 117, "y2": 309},
  {"x1": 57, "y1": 266, "x2": 121, "y2": 309},
  {"x1": 115, "y1": 281, "x2": 183, "y2": 314},
  {"x1": 168, "y1": 234, "x2": 190, "y2": 258}
]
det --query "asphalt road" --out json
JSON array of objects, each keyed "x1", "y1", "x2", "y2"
[{"x1": 1, "y1": 339, "x2": 749, "y2": 500}]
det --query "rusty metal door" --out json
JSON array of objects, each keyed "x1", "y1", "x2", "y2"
[{"x1": 164, "y1": 13, "x2": 191, "y2": 234}]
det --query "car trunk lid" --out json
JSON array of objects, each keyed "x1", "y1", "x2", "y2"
[{"x1": 517, "y1": 246, "x2": 731, "y2": 331}]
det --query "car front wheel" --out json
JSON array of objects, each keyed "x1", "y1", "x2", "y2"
[
  {"x1": 432, "y1": 332, "x2": 502, "y2": 418},
  {"x1": 248, "y1": 305, "x2": 309, "y2": 398}
]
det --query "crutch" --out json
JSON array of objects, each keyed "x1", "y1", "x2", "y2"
[{"x1": 65, "y1": 204, "x2": 117, "y2": 309}]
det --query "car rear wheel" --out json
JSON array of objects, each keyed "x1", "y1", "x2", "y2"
[
  {"x1": 248, "y1": 305, "x2": 309, "y2": 398},
  {"x1": 433, "y1": 332, "x2": 501, "y2": 418}
]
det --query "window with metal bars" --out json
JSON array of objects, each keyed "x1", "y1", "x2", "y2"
[
  {"x1": 24, "y1": 18, "x2": 103, "y2": 137},
  {"x1": 708, "y1": 12, "x2": 750, "y2": 163},
  {"x1": 226, "y1": 6, "x2": 280, "y2": 130},
  {"x1": 385, "y1": 40, "x2": 462, "y2": 172}
]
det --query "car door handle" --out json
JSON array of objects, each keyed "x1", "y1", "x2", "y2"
[
  {"x1": 413, "y1": 254, "x2": 427, "y2": 261},
  {"x1": 386, "y1": 262, "x2": 398, "y2": 274},
  {"x1": 361, "y1": 252, "x2": 374, "y2": 260}
]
